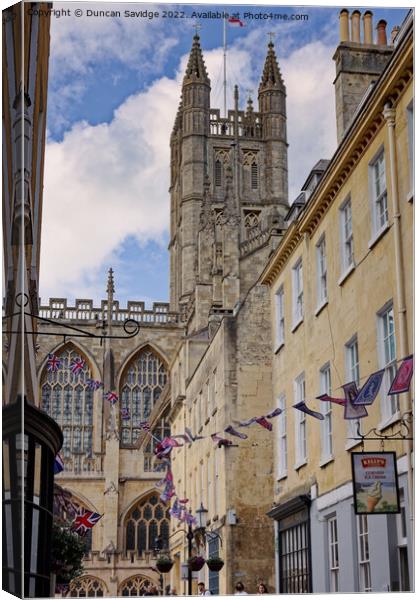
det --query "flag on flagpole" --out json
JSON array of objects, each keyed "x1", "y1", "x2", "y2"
[
  {"x1": 228, "y1": 16, "x2": 245, "y2": 27},
  {"x1": 47, "y1": 354, "x2": 61, "y2": 372},
  {"x1": 54, "y1": 454, "x2": 64, "y2": 474},
  {"x1": 71, "y1": 509, "x2": 103, "y2": 536},
  {"x1": 388, "y1": 355, "x2": 414, "y2": 395},
  {"x1": 293, "y1": 402, "x2": 325, "y2": 421},
  {"x1": 352, "y1": 370, "x2": 384, "y2": 405},
  {"x1": 343, "y1": 382, "x2": 368, "y2": 420}
]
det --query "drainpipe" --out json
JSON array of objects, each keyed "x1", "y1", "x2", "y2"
[{"x1": 382, "y1": 102, "x2": 413, "y2": 522}]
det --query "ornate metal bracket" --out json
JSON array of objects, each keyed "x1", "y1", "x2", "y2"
[
  {"x1": 2, "y1": 293, "x2": 141, "y2": 343},
  {"x1": 349, "y1": 411, "x2": 413, "y2": 443}
]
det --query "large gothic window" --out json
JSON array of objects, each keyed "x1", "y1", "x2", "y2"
[
  {"x1": 125, "y1": 492, "x2": 170, "y2": 556},
  {"x1": 120, "y1": 348, "x2": 167, "y2": 446},
  {"x1": 40, "y1": 347, "x2": 93, "y2": 458},
  {"x1": 120, "y1": 576, "x2": 154, "y2": 596},
  {"x1": 70, "y1": 576, "x2": 106, "y2": 597}
]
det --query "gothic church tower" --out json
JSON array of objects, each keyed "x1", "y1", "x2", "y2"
[{"x1": 170, "y1": 35, "x2": 288, "y2": 333}]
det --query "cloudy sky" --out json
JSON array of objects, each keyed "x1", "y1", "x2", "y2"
[{"x1": 40, "y1": 1, "x2": 408, "y2": 307}]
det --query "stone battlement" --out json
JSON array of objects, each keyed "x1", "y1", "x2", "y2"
[{"x1": 39, "y1": 298, "x2": 180, "y2": 325}]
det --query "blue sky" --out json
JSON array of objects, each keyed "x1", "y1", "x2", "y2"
[{"x1": 40, "y1": 1, "x2": 409, "y2": 307}]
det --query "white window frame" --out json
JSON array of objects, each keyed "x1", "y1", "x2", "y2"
[
  {"x1": 369, "y1": 147, "x2": 389, "y2": 244},
  {"x1": 316, "y1": 234, "x2": 328, "y2": 310},
  {"x1": 294, "y1": 373, "x2": 307, "y2": 468},
  {"x1": 320, "y1": 364, "x2": 333, "y2": 464},
  {"x1": 277, "y1": 393, "x2": 287, "y2": 478},
  {"x1": 357, "y1": 514, "x2": 372, "y2": 592},
  {"x1": 339, "y1": 197, "x2": 355, "y2": 281},
  {"x1": 345, "y1": 336, "x2": 361, "y2": 447},
  {"x1": 327, "y1": 515, "x2": 339, "y2": 592},
  {"x1": 274, "y1": 285, "x2": 285, "y2": 350},
  {"x1": 377, "y1": 302, "x2": 399, "y2": 426},
  {"x1": 292, "y1": 259, "x2": 304, "y2": 329}
]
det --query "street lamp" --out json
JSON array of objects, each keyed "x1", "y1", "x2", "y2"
[{"x1": 195, "y1": 502, "x2": 208, "y2": 530}]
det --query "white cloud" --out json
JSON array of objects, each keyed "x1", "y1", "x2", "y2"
[{"x1": 40, "y1": 29, "x2": 337, "y2": 303}]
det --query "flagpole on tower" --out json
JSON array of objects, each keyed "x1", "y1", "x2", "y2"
[{"x1": 223, "y1": 16, "x2": 227, "y2": 118}]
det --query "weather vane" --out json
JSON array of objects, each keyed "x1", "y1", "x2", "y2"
[{"x1": 268, "y1": 31, "x2": 276, "y2": 43}]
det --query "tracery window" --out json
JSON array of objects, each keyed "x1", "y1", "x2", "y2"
[
  {"x1": 243, "y1": 211, "x2": 260, "y2": 238},
  {"x1": 120, "y1": 348, "x2": 168, "y2": 447},
  {"x1": 70, "y1": 576, "x2": 106, "y2": 597},
  {"x1": 125, "y1": 492, "x2": 170, "y2": 555},
  {"x1": 120, "y1": 576, "x2": 154, "y2": 596},
  {"x1": 40, "y1": 347, "x2": 93, "y2": 458}
]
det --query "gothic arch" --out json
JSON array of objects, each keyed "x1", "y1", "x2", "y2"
[
  {"x1": 39, "y1": 342, "x2": 100, "y2": 459},
  {"x1": 37, "y1": 339, "x2": 102, "y2": 382},
  {"x1": 69, "y1": 575, "x2": 108, "y2": 597},
  {"x1": 118, "y1": 574, "x2": 157, "y2": 597},
  {"x1": 117, "y1": 342, "x2": 170, "y2": 387},
  {"x1": 120, "y1": 490, "x2": 170, "y2": 556},
  {"x1": 117, "y1": 344, "x2": 169, "y2": 449}
]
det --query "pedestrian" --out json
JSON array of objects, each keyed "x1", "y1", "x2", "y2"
[
  {"x1": 257, "y1": 583, "x2": 268, "y2": 594},
  {"x1": 170, "y1": 588, "x2": 177, "y2": 596},
  {"x1": 144, "y1": 583, "x2": 158, "y2": 596},
  {"x1": 234, "y1": 582, "x2": 248, "y2": 595},
  {"x1": 198, "y1": 582, "x2": 211, "y2": 596}
]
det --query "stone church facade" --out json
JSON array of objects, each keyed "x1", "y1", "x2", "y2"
[{"x1": 35, "y1": 35, "x2": 289, "y2": 596}]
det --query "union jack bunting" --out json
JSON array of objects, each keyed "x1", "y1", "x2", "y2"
[
  {"x1": 71, "y1": 508, "x2": 103, "y2": 536},
  {"x1": 139, "y1": 421, "x2": 151, "y2": 431},
  {"x1": 70, "y1": 357, "x2": 86, "y2": 375},
  {"x1": 47, "y1": 354, "x2": 61, "y2": 372},
  {"x1": 105, "y1": 391, "x2": 119, "y2": 404},
  {"x1": 86, "y1": 379, "x2": 103, "y2": 391}
]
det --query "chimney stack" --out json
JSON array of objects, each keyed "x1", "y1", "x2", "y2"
[
  {"x1": 377, "y1": 20, "x2": 388, "y2": 46},
  {"x1": 351, "y1": 10, "x2": 361, "y2": 43},
  {"x1": 333, "y1": 9, "x2": 394, "y2": 143},
  {"x1": 339, "y1": 9, "x2": 350, "y2": 42},
  {"x1": 363, "y1": 11, "x2": 373, "y2": 44}
]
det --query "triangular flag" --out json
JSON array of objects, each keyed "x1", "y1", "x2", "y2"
[
  {"x1": 224, "y1": 425, "x2": 248, "y2": 440},
  {"x1": 255, "y1": 417, "x2": 273, "y2": 431},
  {"x1": 293, "y1": 402, "x2": 324, "y2": 420}
]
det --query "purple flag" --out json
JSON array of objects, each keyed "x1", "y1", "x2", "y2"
[
  {"x1": 316, "y1": 393, "x2": 346, "y2": 406},
  {"x1": 353, "y1": 370, "x2": 384, "y2": 405},
  {"x1": 255, "y1": 417, "x2": 273, "y2": 431},
  {"x1": 266, "y1": 407, "x2": 283, "y2": 419},
  {"x1": 224, "y1": 425, "x2": 248, "y2": 440},
  {"x1": 235, "y1": 417, "x2": 257, "y2": 428},
  {"x1": 54, "y1": 454, "x2": 64, "y2": 474},
  {"x1": 389, "y1": 355, "x2": 414, "y2": 395},
  {"x1": 169, "y1": 498, "x2": 182, "y2": 520},
  {"x1": 293, "y1": 402, "x2": 324, "y2": 420},
  {"x1": 343, "y1": 382, "x2": 368, "y2": 420}
]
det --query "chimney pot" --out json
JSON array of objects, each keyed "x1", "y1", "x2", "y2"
[
  {"x1": 339, "y1": 9, "x2": 350, "y2": 42},
  {"x1": 363, "y1": 11, "x2": 373, "y2": 44},
  {"x1": 391, "y1": 25, "x2": 400, "y2": 45},
  {"x1": 351, "y1": 10, "x2": 361, "y2": 43},
  {"x1": 377, "y1": 20, "x2": 388, "y2": 46}
]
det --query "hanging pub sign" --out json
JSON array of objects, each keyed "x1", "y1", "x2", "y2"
[{"x1": 351, "y1": 452, "x2": 400, "y2": 515}]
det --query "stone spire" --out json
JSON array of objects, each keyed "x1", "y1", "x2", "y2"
[
  {"x1": 258, "y1": 41, "x2": 285, "y2": 93},
  {"x1": 183, "y1": 34, "x2": 210, "y2": 85}
]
